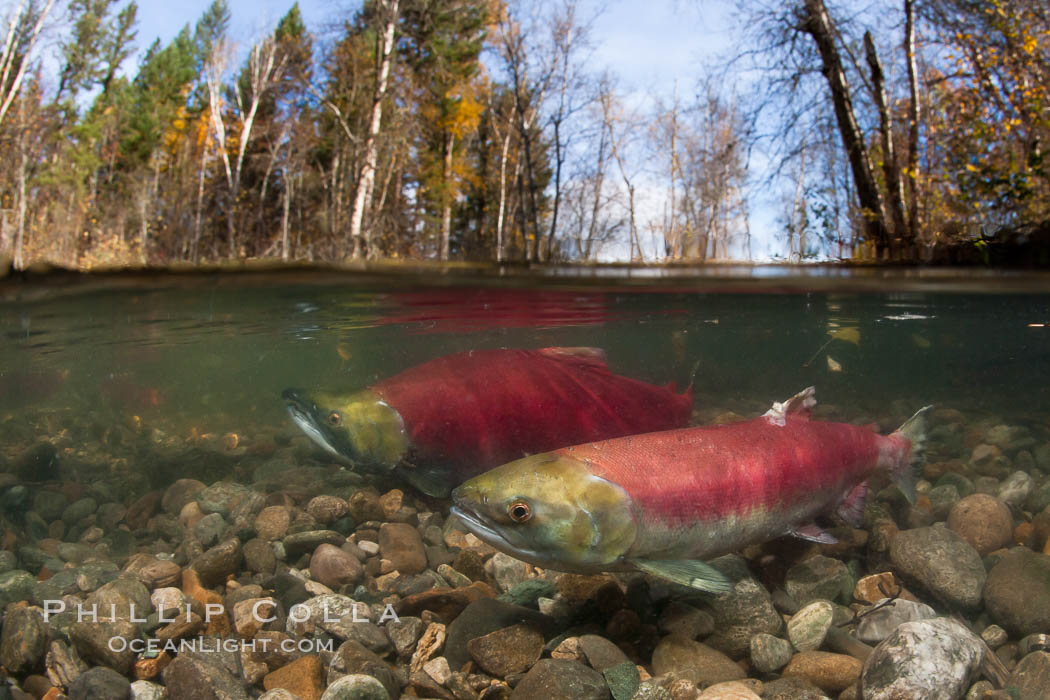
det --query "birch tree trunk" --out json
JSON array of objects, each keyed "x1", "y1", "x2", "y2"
[
  {"x1": 904, "y1": 0, "x2": 921, "y2": 239},
  {"x1": 349, "y1": 0, "x2": 399, "y2": 260},
  {"x1": 0, "y1": 0, "x2": 56, "y2": 128},
  {"x1": 440, "y1": 132, "x2": 455, "y2": 260}
]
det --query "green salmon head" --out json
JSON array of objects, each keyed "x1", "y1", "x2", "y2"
[
  {"x1": 450, "y1": 454, "x2": 638, "y2": 571},
  {"x1": 282, "y1": 388, "x2": 409, "y2": 472}
]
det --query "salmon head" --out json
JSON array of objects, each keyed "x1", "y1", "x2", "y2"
[
  {"x1": 450, "y1": 453, "x2": 638, "y2": 572},
  {"x1": 282, "y1": 388, "x2": 409, "y2": 473}
]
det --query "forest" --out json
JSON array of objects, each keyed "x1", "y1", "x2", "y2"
[{"x1": 1, "y1": 0, "x2": 1048, "y2": 268}]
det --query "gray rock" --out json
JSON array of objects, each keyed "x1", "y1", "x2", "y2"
[
  {"x1": 510, "y1": 658, "x2": 610, "y2": 700},
  {"x1": 889, "y1": 526, "x2": 986, "y2": 610},
  {"x1": 257, "y1": 691, "x2": 301, "y2": 700},
  {"x1": 762, "y1": 677, "x2": 831, "y2": 700},
  {"x1": 327, "y1": 640, "x2": 398, "y2": 699},
  {"x1": 84, "y1": 576, "x2": 152, "y2": 622},
  {"x1": 631, "y1": 680, "x2": 673, "y2": 700},
  {"x1": 656, "y1": 601, "x2": 714, "y2": 640},
  {"x1": 129, "y1": 680, "x2": 166, "y2": 700},
  {"x1": 979, "y1": 624, "x2": 1008, "y2": 649},
  {"x1": 384, "y1": 616, "x2": 424, "y2": 658},
  {"x1": 197, "y1": 482, "x2": 252, "y2": 518},
  {"x1": 190, "y1": 539, "x2": 242, "y2": 587},
  {"x1": 860, "y1": 618, "x2": 983, "y2": 700},
  {"x1": 999, "y1": 471, "x2": 1034, "y2": 508},
  {"x1": 68, "y1": 666, "x2": 130, "y2": 700},
  {"x1": 194, "y1": 513, "x2": 227, "y2": 548},
  {"x1": 650, "y1": 636, "x2": 746, "y2": 685},
  {"x1": 342, "y1": 622, "x2": 393, "y2": 657},
  {"x1": 161, "y1": 479, "x2": 206, "y2": 515},
  {"x1": 579, "y1": 634, "x2": 631, "y2": 672},
  {"x1": 161, "y1": 654, "x2": 249, "y2": 700},
  {"x1": 0, "y1": 607, "x2": 48, "y2": 674},
  {"x1": 490, "y1": 553, "x2": 529, "y2": 593},
  {"x1": 0, "y1": 550, "x2": 16, "y2": 574},
  {"x1": 928, "y1": 484, "x2": 961, "y2": 521},
  {"x1": 320, "y1": 674, "x2": 390, "y2": 700},
  {"x1": 855, "y1": 599, "x2": 938, "y2": 643},
  {"x1": 33, "y1": 491, "x2": 69, "y2": 522},
  {"x1": 444, "y1": 597, "x2": 555, "y2": 671},
  {"x1": 1010, "y1": 651, "x2": 1050, "y2": 700},
  {"x1": 0, "y1": 570, "x2": 36, "y2": 608},
  {"x1": 750, "y1": 633, "x2": 794, "y2": 673},
  {"x1": 283, "y1": 530, "x2": 345, "y2": 558},
  {"x1": 62, "y1": 498, "x2": 98, "y2": 525},
  {"x1": 702, "y1": 555, "x2": 784, "y2": 658},
  {"x1": 787, "y1": 601, "x2": 834, "y2": 652},
  {"x1": 69, "y1": 620, "x2": 139, "y2": 674},
  {"x1": 242, "y1": 538, "x2": 276, "y2": 574},
  {"x1": 602, "y1": 661, "x2": 640, "y2": 700},
  {"x1": 984, "y1": 551, "x2": 1050, "y2": 637},
  {"x1": 1027, "y1": 480, "x2": 1050, "y2": 514},
  {"x1": 785, "y1": 556, "x2": 850, "y2": 605}
]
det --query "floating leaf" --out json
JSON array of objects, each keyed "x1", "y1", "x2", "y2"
[
  {"x1": 911, "y1": 334, "x2": 931, "y2": 349},
  {"x1": 830, "y1": 328, "x2": 861, "y2": 345},
  {"x1": 827, "y1": 355, "x2": 843, "y2": 372}
]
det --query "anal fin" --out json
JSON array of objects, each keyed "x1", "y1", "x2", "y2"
[
  {"x1": 629, "y1": 558, "x2": 733, "y2": 594},
  {"x1": 789, "y1": 523, "x2": 839, "y2": 544}
]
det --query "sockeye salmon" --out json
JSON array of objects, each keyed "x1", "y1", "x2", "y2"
[
  {"x1": 283, "y1": 347, "x2": 693, "y2": 497},
  {"x1": 450, "y1": 387, "x2": 929, "y2": 593}
]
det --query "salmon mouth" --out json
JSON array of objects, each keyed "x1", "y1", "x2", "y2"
[
  {"x1": 449, "y1": 504, "x2": 530, "y2": 558},
  {"x1": 281, "y1": 388, "x2": 349, "y2": 461}
]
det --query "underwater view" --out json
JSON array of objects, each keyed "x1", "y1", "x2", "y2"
[{"x1": 1, "y1": 267, "x2": 1049, "y2": 700}]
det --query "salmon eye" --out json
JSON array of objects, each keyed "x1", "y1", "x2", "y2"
[
  {"x1": 327, "y1": 411, "x2": 342, "y2": 426},
  {"x1": 508, "y1": 500, "x2": 532, "y2": 523}
]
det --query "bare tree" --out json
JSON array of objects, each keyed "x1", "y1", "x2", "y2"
[
  {"x1": 349, "y1": 0, "x2": 399, "y2": 259},
  {"x1": 0, "y1": 0, "x2": 57, "y2": 128}
]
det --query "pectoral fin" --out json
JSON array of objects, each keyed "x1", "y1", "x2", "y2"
[
  {"x1": 629, "y1": 558, "x2": 733, "y2": 594},
  {"x1": 789, "y1": 523, "x2": 839, "y2": 544}
]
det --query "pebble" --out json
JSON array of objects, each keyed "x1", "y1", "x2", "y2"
[
  {"x1": 243, "y1": 538, "x2": 277, "y2": 574},
  {"x1": 852, "y1": 572, "x2": 912, "y2": 604},
  {"x1": 467, "y1": 623, "x2": 545, "y2": 677},
  {"x1": 859, "y1": 618, "x2": 983, "y2": 700},
  {"x1": 190, "y1": 538, "x2": 243, "y2": 586},
  {"x1": 760, "y1": 677, "x2": 831, "y2": 700},
  {"x1": 651, "y1": 636, "x2": 746, "y2": 685},
  {"x1": 782, "y1": 651, "x2": 862, "y2": 693},
  {"x1": 749, "y1": 633, "x2": 794, "y2": 673},
  {"x1": 309, "y1": 544, "x2": 364, "y2": 589},
  {"x1": 68, "y1": 666, "x2": 131, "y2": 700},
  {"x1": 1009, "y1": 651, "x2": 1050, "y2": 700},
  {"x1": 255, "y1": 506, "x2": 292, "y2": 541},
  {"x1": 983, "y1": 550, "x2": 1050, "y2": 636},
  {"x1": 443, "y1": 597, "x2": 553, "y2": 670},
  {"x1": 376, "y1": 523, "x2": 427, "y2": 574},
  {"x1": 306, "y1": 495, "x2": 349, "y2": 524},
  {"x1": 262, "y1": 655, "x2": 324, "y2": 700},
  {"x1": 69, "y1": 620, "x2": 139, "y2": 675},
  {"x1": 947, "y1": 494, "x2": 1013, "y2": 555},
  {"x1": 785, "y1": 556, "x2": 850, "y2": 605},
  {"x1": 320, "y1": 674, "x2": 390, "y2": 700},
  {"x1": 490, "y1": 552, "x2": 529, "y2": 592},
  {"x1": 787, "y1": 600, "x2": 834, "y2": 652},
  {"x1": 161, "y1": 479, "x2": 206, "y2": 515},
  {"x1": 579, "y1": 634, "x2": 632, "y2": 671},
  {"x1": 0, "y1": 607, "x2": 48, "y2": 674},
  {"x1": 657, "y1": 601, "x2": 715, "y2": 640},
  {"x1": 329, "y1": 640, "x2": 399, "y2": 699},
  {"x1": 927, "y1": 484, "x2": 961, "y2": 520},
  {"x1": 130, "y1": 680, "x2": 166, "y2": 700},
  {"x1": 970, "y1": 444, "x2": 1009, "y2": 476},
  {"x1": 855, "y1": 598, "x2": 937, "y2": 643},
  {"x1": 703, "y1": 556, "x2": 784, "y2": 658},
  {"x1": 999, "y1": 470, "x2": 1034, "y2": 508},
  {"x1": 161, "y1": 653, "x2": 249, "y2": 700},
  {"x1": 510, "y1": 658, "x2": 611, "y2": 700},
  {"x1": 283, "y1": 530, "x2": 346, "y2": 558},
  {"x1": 889, "y1": 526, "x2": 986, "y2": 609}
]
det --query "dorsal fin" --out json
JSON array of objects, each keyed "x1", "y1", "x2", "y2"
[
  {"x1": 538, "y1": 347, "x2": 608, "y2": 369},
  {"x1": 763, "y1": 386, "x2": 817, "y2": 426}
]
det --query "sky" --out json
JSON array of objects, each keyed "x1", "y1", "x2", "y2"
[{"x1": 121, "y1": 0, "x2": 780, "y2": 260}]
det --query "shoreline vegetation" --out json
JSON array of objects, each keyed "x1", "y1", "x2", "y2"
[{"x1": 2, "y1": 0, "x2": 1050, "y2": 270}]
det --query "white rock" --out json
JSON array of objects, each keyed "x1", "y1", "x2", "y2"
[
  {"x1": 130, "y1": 681, "x2": 165, "y2": 700},
  {"x1": 860, "y1": 617, "x2": 983, "y2": 700},
  {"x1": 423, "y1": 656, "x2": 452, "y2": 685},
  {"x1": 787, "y1": 600, "x2": 834, "y2": 652}
]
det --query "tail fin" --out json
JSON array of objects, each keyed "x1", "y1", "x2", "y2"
[{"x1": 888, "y1": 406, "x2": 932, "y2": 504}]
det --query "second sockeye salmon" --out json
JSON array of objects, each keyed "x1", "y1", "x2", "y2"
[
  {"x1": 283, "y1": 347, "x2": 693, "y2": 496},
  {"x1": 451, "y1": 387, "x2": 929, "y2": 592}
]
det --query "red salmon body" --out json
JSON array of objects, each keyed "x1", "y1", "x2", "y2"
[
  {"x1": 371, "y1": 347, "x2": 693, "y2": 470},
  {"x1": 556, "y1": 411, "x2": 911, "y2": 560}
]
